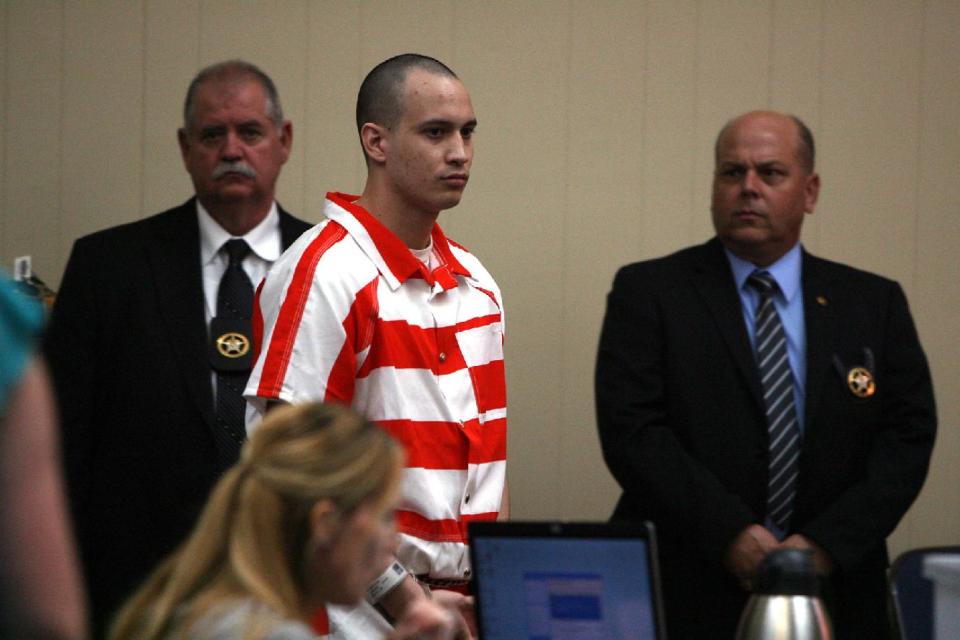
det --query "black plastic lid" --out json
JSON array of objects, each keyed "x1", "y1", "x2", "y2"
[{"x1": 754, "y1": 548, "x2": 819, "y2": 596}]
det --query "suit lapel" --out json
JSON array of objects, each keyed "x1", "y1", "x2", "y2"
[
  {"x1": 691, "y1": 240, "x2": 766, "y2": 411},
  {"x1": 148, "y1": 201, "x2": 215, "y2": 430},
  {"x1": 278, "y1": 205, "x2": 312, "y2": 249},
  {"x1": 800, "y1": 251, "x2": 838, "y2": 438}
]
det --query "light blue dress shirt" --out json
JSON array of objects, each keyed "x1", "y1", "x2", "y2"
[{"x1": 724, "y1": 243, "x2": 807, "y2": 432}]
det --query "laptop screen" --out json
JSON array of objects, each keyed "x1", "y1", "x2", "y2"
[{"x1": 468, "y1": 521, "x2": 666, "y2": 640}]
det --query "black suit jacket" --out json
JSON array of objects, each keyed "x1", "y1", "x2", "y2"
[
  {"x1": 43, "y1": 199, "x2": 311, "y2": 636},
  {"x1": 595, "y1": 238, "x2": 935, "y2": 639}
]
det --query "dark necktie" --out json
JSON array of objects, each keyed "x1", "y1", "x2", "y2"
[
  {"x1": 210, "y1": 239, "x2": 253, "y2": 467},
  {"x1": 748, "y1": 270, "x2": 800, "y2": 532}
]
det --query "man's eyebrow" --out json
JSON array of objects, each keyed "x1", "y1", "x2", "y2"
[
  {"x1": 717, "y1": 159, "x2": 785, "y2": 167},
  {"x1": 197, "y1": 124, "x2": 226, "y2": 136},
  {"x1": 418, "y1": 118, "x2": 453, "y2": 128},
  {"x1": 418, "y1": 118, "x2": 478, "y2": 128},
  {"x1": 200, "y1": 119, "x2": 264, "y2": 129}
]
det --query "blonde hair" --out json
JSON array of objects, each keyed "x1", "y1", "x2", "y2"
[{"x1": 109, "y1": 403, "x2": 403, "y2": 640}]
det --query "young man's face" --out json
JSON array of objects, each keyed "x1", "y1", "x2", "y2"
[{"x1": 381, "y1": 69, "x2": 477, "y2": 216}]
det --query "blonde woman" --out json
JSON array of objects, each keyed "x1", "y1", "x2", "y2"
[{"x1": 110, "y1": 403, "x2": 464, "y2": 640}]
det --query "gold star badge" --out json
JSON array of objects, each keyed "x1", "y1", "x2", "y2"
[
  {"x1": 216, "y1": 332, "x2": 250, "y2": 359},
  {"x1": 846, "y1": 366, "x2": 876, "y2": 398}
]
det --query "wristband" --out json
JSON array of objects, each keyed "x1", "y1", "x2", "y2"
[{"x1": 366, "y1": 560, "x2": 408, "y2": 604}]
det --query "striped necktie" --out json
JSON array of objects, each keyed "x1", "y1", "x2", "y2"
[{"x1": 748, "y1": 270, "x2": 800, "y2": 532}]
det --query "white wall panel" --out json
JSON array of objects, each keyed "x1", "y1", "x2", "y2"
[
  {"x1": 818, "y1": 1, "x2": 923, "y2": 281},
  {"x1": 61, "y1": 0, "x2": 144, "y2": 249},
  {"x1": 897, "y1": 0, "x2": 960, "y2": 553},
  {"x1": 303, "y1": 1, "x2": 363, "y2": 220},
  {"x1": 562, "y1": 1, "x2": 647, "y2": 520},
  {"x1": 642, "y1": 0, "x2": 700, "y2": 259},
  {"x1": 2, "y1": 1, "x2": 63, "y2": 281},
  {"x1": 142, "y1": 0, "x2": 200, "y2": 216},
  {"x1": 457, "y1": 0, "x2": 569, "y2": 519}
]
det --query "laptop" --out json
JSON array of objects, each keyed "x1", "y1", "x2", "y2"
[{"x1": 468, "y1": 521, "x2": 667, "y2": 640}]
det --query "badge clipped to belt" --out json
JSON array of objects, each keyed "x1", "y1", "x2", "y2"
[{"x1": 209, "y1": 316, "x2": 253, "y2": 373}]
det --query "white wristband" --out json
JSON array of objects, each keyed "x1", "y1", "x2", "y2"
[{"x1": 366, "y1": 560, "x2": 408, "y2": 604}]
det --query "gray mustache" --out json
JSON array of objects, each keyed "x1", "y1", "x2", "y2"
[{"x1": 212, "y1": 161, "x2": 257, "y2": 180}]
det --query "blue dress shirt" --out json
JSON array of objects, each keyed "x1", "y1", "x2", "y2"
[{"x1": 724, "y1": 243, "x2": 807, "y2": 431}]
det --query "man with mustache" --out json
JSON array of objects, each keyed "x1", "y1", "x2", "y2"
[
  {"x1": 246, "y1": 54, "x2": 507, "y2": 638},
  {"x1": 596, "y1": 111, "x2": 935, "y2": 638},
  {"x1": 44, "y1": 60, "x2": 311, "y2": 636}
]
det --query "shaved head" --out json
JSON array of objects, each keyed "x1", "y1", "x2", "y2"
[
  {"x1": 356, "y1": 53, "x2": 458, "y2": 133},
  {"x1": 715, "y1": 111, "x2": 815, "y2": 174}
]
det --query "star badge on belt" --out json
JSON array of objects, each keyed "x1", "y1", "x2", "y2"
[{"x1": 216, "y1": 332, "x2": 250, "y2": 359}]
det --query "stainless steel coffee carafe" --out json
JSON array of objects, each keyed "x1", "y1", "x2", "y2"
[{"x1": 735, "y1": 548, "x2": 833, "y2": 640}]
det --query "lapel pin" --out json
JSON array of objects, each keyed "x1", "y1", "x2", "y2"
[{"x1": 816, "y1": 295, "x2": 828, "y2": 306}]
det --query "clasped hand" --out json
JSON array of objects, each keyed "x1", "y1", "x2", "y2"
[{"x1": 723, "y1": 524, "x2": 833, "y2": 591}]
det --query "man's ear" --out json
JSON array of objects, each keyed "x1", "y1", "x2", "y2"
[
  {"x1": 308, "y1": 498, "x2": 341, "y2": 547},
  {"x1": 279, "y1": 120, "x2": 293, "y2": 163},
  {"x1": 804, "y1": 172, "x2": 821, "y2": 214},
  {"x1": 360, "y1": 123, "x2": 388, "y2": 164},
  {"x1": 177, "y1": 128, "x2": 190, "y2": 164}
]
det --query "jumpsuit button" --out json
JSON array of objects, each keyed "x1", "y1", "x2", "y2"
[{"x1": 439, "y1": 352, "x2": 447, "y2": 363}]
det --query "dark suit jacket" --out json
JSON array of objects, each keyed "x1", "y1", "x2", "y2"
[
  {"x1": 43, "y1": 199, "x2": 311, "y2": 636},
  {"x1": 595, "y1": 238, "x2": 936, "y2": 639}
]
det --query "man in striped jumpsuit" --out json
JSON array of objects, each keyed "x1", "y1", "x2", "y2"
[{"x1": 246, "y1": 54, "x2": 507, "y2": 638}]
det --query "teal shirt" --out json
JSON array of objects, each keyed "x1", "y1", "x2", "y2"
[{"x1": 0, "y1": 273, "x2": 44, "y2": 414}]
